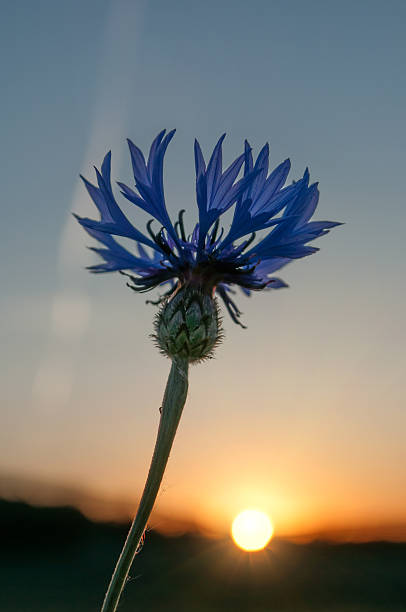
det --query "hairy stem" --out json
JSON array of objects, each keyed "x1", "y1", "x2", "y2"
[{"x1": 100, "y1": 357, "x2": 189, "y2": 612}]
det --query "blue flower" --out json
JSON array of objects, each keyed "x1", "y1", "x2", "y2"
[{"x1": 75, "y1": 130, "x2": 340, "y2": 326}]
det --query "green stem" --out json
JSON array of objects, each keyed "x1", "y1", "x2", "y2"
[{"x1": 100, "y1": 356, "x2": 189, "y2": 612}]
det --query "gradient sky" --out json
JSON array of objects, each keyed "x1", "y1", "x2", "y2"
[{"x1": 1, "y1": 0, "x2": 406, "y2": 539}]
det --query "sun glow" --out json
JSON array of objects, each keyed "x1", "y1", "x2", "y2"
[{"x1": 231, "y1": 509, "x2": 274, "y2": 551}]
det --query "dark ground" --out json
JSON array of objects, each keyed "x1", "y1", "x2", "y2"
[{"x1": 1, "y1": 500, "x2": 405, "y2": 612}]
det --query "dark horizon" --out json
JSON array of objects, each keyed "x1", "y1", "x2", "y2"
[
  {"x1": 2, "y1": 498, "x2": 406, "y2": 612},
  {"x1": 2, "y1": 482, "x2": 406, "y2": 545}
]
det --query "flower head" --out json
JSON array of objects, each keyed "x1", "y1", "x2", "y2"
[{"x1": 75, "y1": 130, "x2": 340, "y2": 327}]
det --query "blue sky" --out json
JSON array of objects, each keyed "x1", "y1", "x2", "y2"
[{"x1": 1, "y1": 0, "x2": 405, "y2": 536}]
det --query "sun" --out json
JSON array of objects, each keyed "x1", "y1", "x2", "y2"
[{"x1": 231, "y1": 509, "x2": 274, "y2": 551}]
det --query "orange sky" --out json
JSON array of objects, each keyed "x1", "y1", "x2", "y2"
[
  {"x1": 3, "y1": 285, "x2": 405, "y2": 542},
  {"x1": 3, "y1": 338, "x2": 406, "y2": 543}
]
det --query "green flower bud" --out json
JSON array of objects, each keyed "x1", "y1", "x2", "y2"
[{"x1": 153, "y1": 286, "x2": 222, "y2": 363}]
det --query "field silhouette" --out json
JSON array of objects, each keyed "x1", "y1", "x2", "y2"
[{"x1": 1, "y1": 499, "x2": 405, "y2": 611}]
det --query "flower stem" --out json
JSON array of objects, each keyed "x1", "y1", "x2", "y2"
[{"x1": 100, "y1": 356, "x2": 189, "y2": 612}]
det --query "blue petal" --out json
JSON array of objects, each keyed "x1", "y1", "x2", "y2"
[
  {"x1": 266, "y1": 278, "x2": 289, "y2": 289},
  {"x1": 194, "y1": 139, "x2": 206, "y2": 177},
  {"x1": 244, "y1": 140, "x2": 253, "y2": 174},
  {"x1": 206, "y1": 134, "x2": 226, "y2": 205},
  {"x1": 224, "y1": 148, "x2": 294, "y2": 245},
  {"x1": 83, "y1": 227, "x2": 163, "y2": 273},
  {"x1": 250, "y1": 158, "x2": 291, "y2": 215},
  {"x1": 211, "y1": 152, "x2": 246, "y2": 210},
  {"x1": 147, "y1": 130, "x2": 166, "y2": 180},
  {"x1": 255, "y1": 258, "x2": 291, "y2": 275},
  {"x1": 80, "y1": 175, "x2": 114, "y2": 223},
  {"x1": 249, "y1": 143, "x2": 269, "y2": 201},
  {"x1": 127, "y1": 139, "x2": 148, "y2": 184},
  {"x1": 76, "y1": 152, "x2": 157, "y2": 250},
  {"x1": 194, "y1": 136, "x2": 261, "y2": 253},
  {"x1": 121, "y1": 130, "x2": 178, "y2": 242}
]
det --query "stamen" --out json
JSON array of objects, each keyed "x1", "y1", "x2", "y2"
[
  {"x1": 126, "y1": 282, "x2": 151, "y2": 293},
  {"x1": 155, "y1": 228, "x2": 173, "y2": 256},
  {"x1": 146, "y1": 285, "x2": 177, "y2": 305},
  {"x1": 146, "y1": 219, "x2": 157, "y2": 242},
  {"x1": 120, "y1": 270, "x2": 158, "y2": 289},
  {"x1": 147, "y1": 220, "x2": 173, "y2": 256},
  {"x1": 210, "y1": 227, "x2": 224, "y2": 255},
  {"x1": 178, "y1": 209, "x2": 187, "y2": 241},
  {"x1": 217, "y1": 286, "x2": 247, "y2": 329},
  {"x1": 145, "y1": 296, "x2": 164, "y2": 305},
  {"x1": 210, "y1": 219, "x2": 220, "y2": 244},
  {"x1": 224, "y1": 302, "x2": 247, "y2": 328},
  {"x1": 159, "y1": 259, "x2": 174, "y2": 270},
  {"x1": 119, "y1": 270, "x2": 138, "y2": 283},
  {"x1": 239, "y1": 232, "x2": 256, "y2": 253}
]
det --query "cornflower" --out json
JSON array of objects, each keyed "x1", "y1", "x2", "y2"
[{"x1": 76, "y1": 130, "x2": 340, "y2": 611}]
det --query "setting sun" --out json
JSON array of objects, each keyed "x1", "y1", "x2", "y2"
[{"x1": 231, "y1": 510, "x2": 274, "y2": 551}]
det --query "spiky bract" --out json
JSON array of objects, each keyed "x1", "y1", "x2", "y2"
[{"x1": 153, "y1": 286, "x2": 222, "y2": 363}]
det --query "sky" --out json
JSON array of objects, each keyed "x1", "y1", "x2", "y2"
[{"x1": 1, "y1": 0, "x2": 406, "y2": 540}]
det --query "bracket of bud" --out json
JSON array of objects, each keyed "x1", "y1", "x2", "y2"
[{"x1": 153, "y1": 285, "x2": 223, "y2": 363}]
